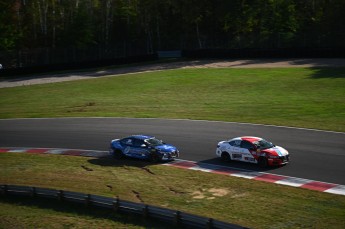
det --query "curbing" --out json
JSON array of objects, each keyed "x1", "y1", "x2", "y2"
[
  {"x1": 1, "y1": 147, "x2": 345, "y2": 196},
  {"x1": 164, "y1": 160, "x2": 345, "y2": 195}
]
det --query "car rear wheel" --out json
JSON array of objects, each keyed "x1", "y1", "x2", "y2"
[
  {"x1": 258, "y1": 157, "x2": 268, "y2": 168},
  {"x1": 113, "y1": 149, "x2": 124, "y2": 159},
  {"x1": 221, "y1": 152, "x2": 231, "y2": 162}
]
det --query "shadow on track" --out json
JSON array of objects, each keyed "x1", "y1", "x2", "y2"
[
  {"x1": 88, "y1": 156, "x2": 286, "y2": 174},
  {"x1": 198, "y1": 158, "x2": 287, "y2": 173}
]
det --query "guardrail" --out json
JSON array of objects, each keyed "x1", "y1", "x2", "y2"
[{"x1": 0, "y1": 184, "x2": 246, "y2": 229}]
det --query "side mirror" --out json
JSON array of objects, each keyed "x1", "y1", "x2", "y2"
[{"x1": 141, "y1": 144, "x2": 147, "y2": 148}]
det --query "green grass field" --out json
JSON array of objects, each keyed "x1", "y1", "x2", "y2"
[
  {"x1": 1, "y1": 66, "x2": 345, "y2": 228},
  {"x1": 1, "y1": 67, "x2": 344, "y2": 131},
  {"x1": 1, "y1": 153, "x2": 345, "y2": 229}
]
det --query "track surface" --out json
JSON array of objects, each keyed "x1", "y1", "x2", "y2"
[{"x1": 1, "y1": 118, "x2": 344, "y2": 185}]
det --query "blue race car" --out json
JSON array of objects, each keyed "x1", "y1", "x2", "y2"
[{"x1": 109, "y1": 135, "x2": 179, "y2": 162}]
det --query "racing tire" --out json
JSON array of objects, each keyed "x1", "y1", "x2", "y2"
[
  {"x1": 113, "y1": 149, "x2": 124, "y2": 160},
  {"x1": 258, "y1": 157, "x2": 268, "y2": 168},
  {"x1": 221, "y1": 152, "x2": 231, "y2": 162},
  {"x1": 149, "y1": 153, "x2": 160, "y2": 163}
]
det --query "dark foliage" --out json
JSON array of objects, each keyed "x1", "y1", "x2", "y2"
[{"x1": 1, "y1": 0, "x2": 344, "y2": 68}]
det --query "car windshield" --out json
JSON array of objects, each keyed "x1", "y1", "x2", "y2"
[
  {"x1": 254, "y1": 139, "x2": 274, "y2": 150},
  {"x1": 145, "y1": 138, "x2": 163, "y2": 146}
]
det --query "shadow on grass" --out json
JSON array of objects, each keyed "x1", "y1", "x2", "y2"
[
  {"x1": 0, "y1": 195, "x2": 175, "y2": 229},
  {"x1": 308, "y1": 67, "x2": 345, "y2": 79}
]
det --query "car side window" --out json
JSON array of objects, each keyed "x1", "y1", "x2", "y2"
[
  {"x1": 241, "y1": 141, "x2": 254, "y2": 150},
  {"x1": 121, "y1": 138, "x2": 133, "y2": 146},
  {"x1": 229, "y1": 140, "x2": 241, "y2": 147},
  {"x1": 133, "y1": 139, "x2": 145, "y2": 147}
]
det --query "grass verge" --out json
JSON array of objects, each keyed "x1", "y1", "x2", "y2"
[
  {"x1": 1, "y1": 153, "x2": 345, "y2": 229},
  {"x1": 0, "y1": 196, "x2": 173, "y2": 229},
  {"x1": 0, "y1": 68, "x2": 344, "y2": 132}
]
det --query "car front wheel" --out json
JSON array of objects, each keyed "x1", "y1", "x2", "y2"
[
  {"x1": 258, "y1": 157, "x2": 268, "y2": 168},
  {"x1": 149, "y1": 153, "x2": 161, "y2": 163},
  {"x1": 221, "y1": 152, "x2": 231, "y2": 162}
]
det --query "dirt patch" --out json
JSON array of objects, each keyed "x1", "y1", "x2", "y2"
[
  {"x1": 190, "y1": 188, "x2": 247, "y2": 200},
  {"x1": 180, "y1": 58, "x2": 345, "y2": 69},
  {"x1": 191, "y1": 188, "x2": 230, "y2": 200},
  {"x1": 191, "y1": 190, "x2": 207, "y2": 199},
  {"x1": 208, "y1": 188, "x2": 229, "y2": 197}
]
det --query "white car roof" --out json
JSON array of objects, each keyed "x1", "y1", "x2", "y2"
[{"x1": 229, "y1": 136, "x2": 263, "y2": 142}]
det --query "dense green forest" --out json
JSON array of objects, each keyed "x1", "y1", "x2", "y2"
[{"x1": 0, "y1": 0, "x2": 344, "y2": 67}]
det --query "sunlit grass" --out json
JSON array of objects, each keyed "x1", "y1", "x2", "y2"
[
  {"x1": 1, "y1": 153, "x2": 345, "y2": 228},
  {"x1": 1, "y1": 68, "x2": 345, "y2": 131},
  {"x1": 0, "y1": 196, "x2": 171, "y2": 229}
]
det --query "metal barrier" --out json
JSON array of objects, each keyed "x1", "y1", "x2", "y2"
[
  {"x1": 0, "y1": 184, "x2": 246, "y2": 229},
  {"x1": 157, "y1": 50, "x2": 182, "y2": 58}
]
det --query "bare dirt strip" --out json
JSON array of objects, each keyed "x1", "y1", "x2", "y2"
[{"x1": 1, "y1": 58, "x2": 345, "y2": 88}]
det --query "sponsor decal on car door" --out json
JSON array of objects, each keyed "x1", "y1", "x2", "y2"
[
  {"x1": 231, "y1": 140, "x2": 242, "y2": 160},
  {"x1": 124, "y1": 146, "x2": 131, "y2": 155},
  {"x1": 121, "y1": 138, "x2": 134, "y2": 156},
  {"x1": 129, "y1": 139, "x2": 147, "y2": 158},
  {"x1": 240, "y1": 141, "x2": 257, "y2": 163}
]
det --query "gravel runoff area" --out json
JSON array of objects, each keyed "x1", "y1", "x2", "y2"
[{"x1": 1, "y1": 58, "x2": 345, "y2": 88}]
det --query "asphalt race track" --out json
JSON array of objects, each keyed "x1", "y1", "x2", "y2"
[{"x1": 1, "y1": 118, "x2": 344, "y2": 185}]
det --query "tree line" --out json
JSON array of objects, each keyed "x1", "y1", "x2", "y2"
[{"x1": 0, "y1": 0, "x2": 344, "y2": 67}]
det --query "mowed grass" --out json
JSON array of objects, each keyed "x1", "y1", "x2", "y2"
[
  {"x1": 0, "y1": 196, "x2": 172, "y2": 229},
  {"x1": 1, "y1": 153, "x2": 345, "y2": 229},
  {"x1": 0, "y1": 67, "x2": 344, "y2": 132}
]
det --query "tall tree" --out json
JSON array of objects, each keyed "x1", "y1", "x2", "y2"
[{"x1": 0, "y1": 1, "x2": 23, "y2": 50}]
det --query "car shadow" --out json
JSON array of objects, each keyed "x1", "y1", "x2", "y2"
[
  {"x1": 197, "y1": 158, "x2": 286, "y2": 172},
  {"x1": 88, "y1": 156, "x2": 286, "y2": 173}
]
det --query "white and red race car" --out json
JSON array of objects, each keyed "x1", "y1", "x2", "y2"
[{"x1": 216, "y1": 136, "x2": 289, "y2": 167}]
